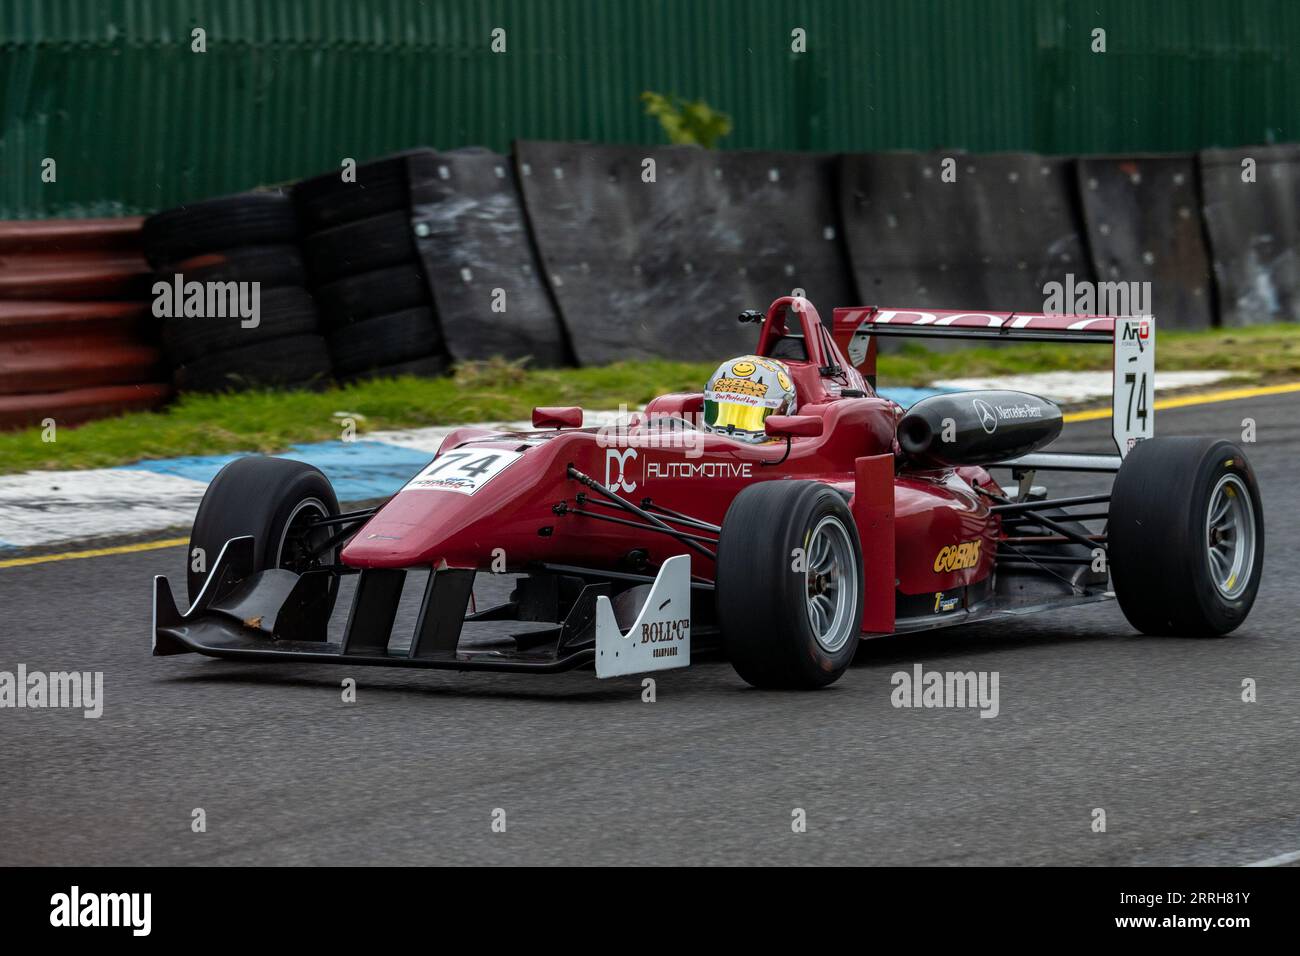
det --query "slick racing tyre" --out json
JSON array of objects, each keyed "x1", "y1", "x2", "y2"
[
  {"x1": 716, "y1": 481, "x2": 864, "y2": 688},
  {"x1": 1109, "y1": 437, "x2": 1264, "y2": 636},
  {"x1": 187, "y1": 456, "x2": 341, "y2": 609}
]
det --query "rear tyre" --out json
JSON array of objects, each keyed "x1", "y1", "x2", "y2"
[
  {"x1": 1109, "y1": 437, "x2": 1264, "y2": 636},
  {"x1": 716, "y1": 481, "x2": 863, "y2": 688},
  {"x1": 187, "y1": 457, "x2": 340, "y2": 607}
]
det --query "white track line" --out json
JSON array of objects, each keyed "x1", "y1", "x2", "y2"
[{"x1": 1244, "y1": 848, "x2": 1300, "y2": 867}]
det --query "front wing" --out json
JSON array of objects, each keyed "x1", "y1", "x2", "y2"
[{"x1": 153, "y1": 535, "x2": 692, "y2": 677}]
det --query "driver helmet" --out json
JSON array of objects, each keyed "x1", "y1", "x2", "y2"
[{"x1": 702, "y1": 355, "x2": 797, "y2": 443}]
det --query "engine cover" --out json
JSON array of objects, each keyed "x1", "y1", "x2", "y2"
[{"x1": 897, "y1": 390, "x2": 1062, "y2": 467}]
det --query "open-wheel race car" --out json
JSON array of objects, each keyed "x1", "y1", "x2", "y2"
[{"x1": 153, "y1": 295, "x2": 1265, "y2": 688}]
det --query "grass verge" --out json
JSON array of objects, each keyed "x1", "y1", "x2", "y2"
[{"x1": 2, "y1": 325, "x2": 1297, "y2": 475}]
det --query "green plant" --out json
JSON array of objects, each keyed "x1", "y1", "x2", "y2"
[{"x1": 641, "y1": 91, "x2": 733, "y2": 148}]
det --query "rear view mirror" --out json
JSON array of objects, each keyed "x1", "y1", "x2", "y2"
[
  {"x1": 532, "y1": 406, "x2": 583, "y2": 429},
  {"x1": 765, "y1": 415, "x2": 823, "y2": 438}
]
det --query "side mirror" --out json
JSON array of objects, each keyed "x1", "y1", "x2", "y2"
[
  {"x1": 765, "y1": 415, "x2": 823, "y2": 439},
  {"x1": 532, "y1": 406, "x2": 583, "y2": 429}
]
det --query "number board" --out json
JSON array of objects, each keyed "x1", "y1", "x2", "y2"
[
  {"x1": 403, "y1": 450, "x2": 524, "y2": 495},
  {"x1": 1112, "y1": 316, "x2": 1155, "y2": 457}
]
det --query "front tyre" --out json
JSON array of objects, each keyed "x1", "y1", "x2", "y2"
[
  {"x1": 1109, "y1": 437, "x2": 1264, "y2": 636},
  {"x1": 716, "y1": 481, "x2": 864, "y2": 688},
  {"x1": 187, "y1": 456, "x2": 340, "y2": 606}
]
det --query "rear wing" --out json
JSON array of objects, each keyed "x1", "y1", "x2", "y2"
[{"x1": 832, "y1": 307, "x2": 1155, "y2": 458}]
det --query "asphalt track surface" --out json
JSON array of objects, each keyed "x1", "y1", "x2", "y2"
[{"x1": 1, "y1": 393, "x2": 1297, "y2": 866}]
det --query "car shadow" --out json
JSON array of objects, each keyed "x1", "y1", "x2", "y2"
[
  {"x1": 850, "y1": 616, "x2": 1124, "y2": 668},
  {"x1": 157, "y1": 664, "x2": 636, "y2": 703}
]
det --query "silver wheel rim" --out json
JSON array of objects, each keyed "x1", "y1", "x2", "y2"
[
  {"x1": 1205, "y1": 475, "x2": 1255, "y2": 600},
  {"x1": 277, "y1": 497, "x2": 332, "y2": 571},
  {"x1": 805, "y1": 516, "x2": 858, "y2": 653}
]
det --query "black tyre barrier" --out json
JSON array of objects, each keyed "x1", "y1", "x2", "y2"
[
  {"x1": 160, "y1": 286, "x2": 322, "y2": 366},
  {"x1": 838, "y1": 151, "x2": 1091, "y2": 313},
  {"x1": 142, "y1": 191, "x2": 298, "y2": 265},
  {"x1": 159, "y1": 245, "x2": 307, "y2": 289},
  {"x1": 173, "y1": 333, "x2": 333, "y2": 392},
  {"x1": 515, "y1": 141, "x2": 853, "y2": 366},
  {"x1": 338, "y1": 353, "x2": 450, "y2": 384},
  {"x1": 303, "y1": 209, "x2": 420, "y2": 282},
  {"x1": 515, "y1": 141, "x2": 725, "y2": 365},
  {"x1": 292, "y1": 148, "x2": 434, "y2": 233},
  {"x1": 1076, "y1": 156, "x2": 1213, "y2": 330},
  {"x1": 409, "y1": 148, "x2": 570, "y2": 366},
  {"x1": 326, "y1": 306, "x2": 442, "y2": 376},
  {"x1": 708, "y1": 148, "x2": 856, "y2": 327},
  {"x1": 313, "y1": 263, "x2": 429, "y2": 330},
  {"x1": 1199, "y1": 144, "x2": 1300, "y2": 326}
]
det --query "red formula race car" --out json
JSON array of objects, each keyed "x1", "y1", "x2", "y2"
[{"x1": 153, "y1": 296, "x2": 1265, "y2": 688}]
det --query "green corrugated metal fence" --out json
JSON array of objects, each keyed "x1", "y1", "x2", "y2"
[{"x1": 2, "y1": 0, "x2": 1296, "y2": 218}]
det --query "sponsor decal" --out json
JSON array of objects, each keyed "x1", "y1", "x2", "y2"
[
  {"x1": 709, "y1": 377, "x2": 768, "y2": 399},
  {"x1": 403, "y1": 450, "x2": 523, "y2": 495},
  {"x1": 934, "y1": 591, "x2": 960, "y2": 613},
  {"x1": 974, "y1": 398, "x2": 1044, "y2": 434},
  {"x1": 934, "y1": 540, "x2": 982, "y2": 573},
  {"x1": 605, "y1": 447, "x2": 638, "y2": 493},
  {"x1": 645, "y1": 460, "x2": 753, "y2": 481},
  {"x1": 1121, "y1": 316, "x2": 1151, "y2": 349},
  {"x1": 703, "y1": 389, "x2": 783, "y2": 409},
  {"x1": 641, "y1": 617, "x2": 689, "y2": 645},
  {"x1": 994, "y1": 401, "x2": 1043, "y2": 420}
]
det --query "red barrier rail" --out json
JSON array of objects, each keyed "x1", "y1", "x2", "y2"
[{"x1": 0, "y1": 217, "x2": 170, "y2": 430}]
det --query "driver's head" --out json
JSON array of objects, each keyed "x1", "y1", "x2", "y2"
[{"x1": 702, "y1": 355, "x2": 796, "y2": 443}]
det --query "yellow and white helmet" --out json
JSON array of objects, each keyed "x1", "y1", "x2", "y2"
[{"x1": 702, "y1": 355, "x2": 797, "y2": 443}]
